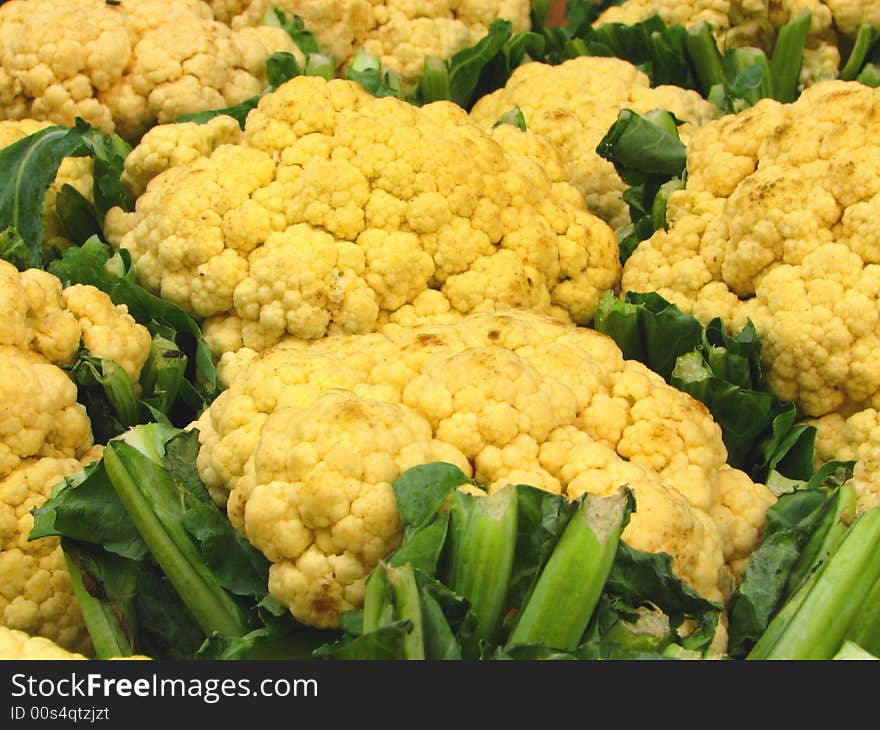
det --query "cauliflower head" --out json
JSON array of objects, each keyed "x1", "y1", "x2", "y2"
[
  {"x1": 0, "y1": 625, "x2": 90, "y2": 659},
  {"x1": 810, "y1": 409, "x2": 880, "y2": 510},
  {"x1": 0, "y1": 0, "x2": 302, "y2": 141},
  {"x1": 0, "y1": 119, "x2": 95, "y2": 251},
  {"x1": 195, "y1": 309, "x2": 776, "y2": 628},
  {"x1": 0, "y1": 625, "x2": 151, "y2": 659},
  {"x1": 105, "y1": 75, "x2": 621, "y2": 360},
  {"x1": 0, "y1": 260, "x2": 151, "y2": 651},
  {"x1": 622, "y1": 81, "x2": 880, "y2": 422},
  {"x1": 595, "y1": 0, "x2": 841, "y2": 88},
  {"x1": 470, "y1": 56, "x2": 721, "y2": 231},
  {"x1": 208, "y1": 0, "x2": 532, "y2": 87}
]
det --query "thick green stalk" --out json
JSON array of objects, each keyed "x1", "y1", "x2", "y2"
[
  {"x1": 388, "y1": 563, "x2": 425, "y2": 660},
  {"x1": 843, "y1": 572, "x2": 880, "y2": 656},
  {"x1": 62, "y1": 549, "x2": 132, "y2": 659},
  {"x1": 683, "y1": 23, "x2": 726, "y2": 97},
  {"x1": 416, "y1": 56, "x2": 451, "y2": 103},
  {"x1": 749, "y1": 507, "x2": 880, "y2": 660},
  {"x1": 839, "y1": 25, "x2": 879, "y2": 81},
  {"x1": 507, "y1": 489, "x2": 630, "y2": 651},
  {"x1": 768, "y1": 9, "x2": 811, "y2": 103},
  {"x1": 362, "y1": 564, "x2": 391, "y2": 634},
  {"x1": 445, "y1": 485, "x2": 518, "y2": 648},
  {"x1": 304, "y1": 53, "x2": 335, "y2": 80},
  {"x1": 102, "y1": 444, "x2": 248, "y2": 638},
  {"x1": 362, "y1": 563, "x2": 425, "y2": 660}
]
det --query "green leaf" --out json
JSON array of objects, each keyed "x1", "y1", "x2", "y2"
[
  {"x1": 82, "y1": 130, "x2": 132, "y2": 217},
  {"x1": 67, "y1": 351, "x2": 140, "y2": 438},
  {"x1": 265, "y1": 8, "x2": 321, "y2": 56},
  {"x1": 313, "y1": 623, "x2": 410, "y2": 660},
  {"x1": 0, "y1": 227, "x2": 35, "y2": 270},
  {"x1": 56, "y1": 184, "x2": 103, "y2": 246},
  {"x1": 0, "y1": 124, "x2": 90, "y2": 266},
  {"x1": 605, "y1": 542, "x2": 721, "y2": 651},
  {"x1": 392, "y1": 462, "x2": 475, "y2": 533},
  {"x1": 491, "y1": 106, "x2": 527, "y2": 131},
  {"x1": 52, "y1": 237, "x2": 217, "y2": 395},
  {"x1": 30, "y1": 460, "x2": 148, "y2": 561},
  {"x1": 387, "y1": 511, "x2": 450, "y2": 575},
  {"x1": 596, "y1": 108, "x2": 687, "y2": 181},
  {"x1": 176, "y1": 97, "x2": 262, "y2": 128},
  {"x1": 265, "y1": 50, "x2": 302, "y2": 87},
  {"x1": 726, "y1": 486, "x2": 838, "y2": 657},
  {"x1": 447, "y1": 19, "x2": 514, "y2": 108}
]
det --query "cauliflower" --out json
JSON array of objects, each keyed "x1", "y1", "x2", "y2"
[
  {"x1": 195, "y1": 309, "x2": 776, "y2": 628},
  {"x1": 620, "y1": 80, "x2": 880, "y2": 505},
  {"x1": 0, "y1": 119, "x2": 94, "y2": 251},
  {"x1": 0, "y1": 625, "x2": 91, "y2": 659},
  {"x1": 207, "y1": 0, "x2": 532, "y2": 87},
  {"x1": 470, "y1": 56, "x2": 721, "y2": 231},
  {"x1": 810, "y1": 410, "x2": 880, "y2": 510},
  {"x1": 594, "y1": 0, "x2": 842, "y2": 88},
  {"x1": 0, "y1": 0, "x2": 303, "y2": 141},
  {"x1": 0, "y1": 260, "x2": 151, "y2": 652},
  {"x1": 823, "y1": 0, "x2": 880, "y2": 38},
  {"x1": 105, "y1": 75, "x2": 621, "y2": 361},
  {"x1": 0, "y1": 626, "x2": 152, "y2": 659}
]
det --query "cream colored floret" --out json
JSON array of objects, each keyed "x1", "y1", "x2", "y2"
[{"x1": 195, "y1": 310, "x2": 775, "y2": 628}]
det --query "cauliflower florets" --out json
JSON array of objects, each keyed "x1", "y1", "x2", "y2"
[
  {"x1": 195, "y1": 309, "x2": 776, "y2": 628},
  {"x1": 0, "y1": 0, "x2": 303, "y2": 141},
  {"x1": 470, "y1": 56, "x2": 721, "y2": 231},
  {"x1": 106, "y1": 75, "x2": 621, "y2": 361}
]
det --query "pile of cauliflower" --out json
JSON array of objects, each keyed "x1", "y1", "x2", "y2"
[{"x1": 0, "y1": 260, "x2": 152, "y2": 653}]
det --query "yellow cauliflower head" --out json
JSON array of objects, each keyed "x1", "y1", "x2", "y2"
[
  {"x1": 209, "y1": 0, "x2": 532, "y2": 87},
  {"x1": 622, "y1": 81, "x2": 880, "y2": 422},
  {"x1": 810, "y1": 408, "x2": 880, "y2": 510},
  {"x1": 470, "y1": 56, "x2": 721, "y2": 231},
  {"x1": 105, "y1": 75, "x2": 621, "y2": 360},
  {"x1": 0, "y1": 0, "x2": 302, "y2": 141},
  {"x1": 195, "y1": 309, "x2": 776, "y2": 628}
]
